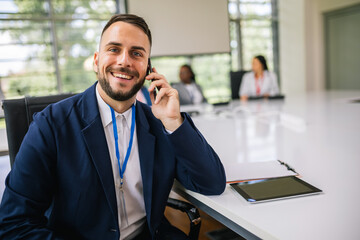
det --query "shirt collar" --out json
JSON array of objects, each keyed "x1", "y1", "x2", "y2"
[{"x1": 96, "y1": 86, "x2": 134, "y2": 129}]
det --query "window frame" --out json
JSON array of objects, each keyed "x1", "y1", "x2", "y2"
[{"x1": 228, "y1": 0, "x2": 280, "y2": 84}]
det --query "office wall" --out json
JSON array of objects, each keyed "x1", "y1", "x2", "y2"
[
  {"x1": 304, "y1": 0, "x2": 324, "y2": 92},
  {"x1": 318, "y1": 0, "x2": 360, "y2": 12},
  {"x1": 278, "y1": 0, "x2": 307, "y2": 95},
  {"x1": 278, "y1": 0, "x2": 360, "y2": 94}
]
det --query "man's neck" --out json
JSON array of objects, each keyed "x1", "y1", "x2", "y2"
[{"x1": 96, "y1": 83, "x2": 136, "y2": 113}]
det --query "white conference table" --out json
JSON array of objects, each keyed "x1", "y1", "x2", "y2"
[{"x1": 173, "y1": 91, "x2": 360, "y2": 240}]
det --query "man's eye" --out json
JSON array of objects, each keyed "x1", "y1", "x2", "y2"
[
  {"x1": 109, "y1": 48, "x2": 118, "y2": 52},
  {"x1": 133, "y1": 51, "x2": 142, "y2": 57}
]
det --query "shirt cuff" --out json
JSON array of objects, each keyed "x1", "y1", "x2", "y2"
[{"x1": 163, "y1": 113, "x2": 186, "y2": 135}]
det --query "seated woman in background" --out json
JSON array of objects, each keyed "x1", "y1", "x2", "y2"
[
  {"x1": 239, "y1": 55, "x2": 279, "y2": 101},
  {"x1": 172, "y1": 64, "x2": 207, "y2": 105}
]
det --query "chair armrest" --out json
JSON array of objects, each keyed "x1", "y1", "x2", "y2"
[{"x1": 167, "y1": 197, "x2": 201, "y2": 239}]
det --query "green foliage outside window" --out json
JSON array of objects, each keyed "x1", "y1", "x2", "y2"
[{"x1": 0, "y1": 0, "x2": 115, "y2": 98}]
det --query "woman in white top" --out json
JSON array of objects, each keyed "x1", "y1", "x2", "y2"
[
  {"x1": 172, "y1": 64, "x2": 207, "y2": 105},
  {"x1": 239, "y1": 55, "x2": 279, "y2": 101}
]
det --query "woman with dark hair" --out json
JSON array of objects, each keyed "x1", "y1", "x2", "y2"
[
  {"x1": 172, "y1": 64, "x2": 207, "y2": 105},
  {"x1": 239, "y1": 55, "x2": 279, "y2": 101}
]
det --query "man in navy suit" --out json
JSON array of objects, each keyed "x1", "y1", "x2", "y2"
[{"x1": 0, "y1": 14, "x2": 226, "y2": 239}]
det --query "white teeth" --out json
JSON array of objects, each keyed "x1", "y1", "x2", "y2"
[{"x1": 113, "y1": 73, "x2": 132, "y2": 79}]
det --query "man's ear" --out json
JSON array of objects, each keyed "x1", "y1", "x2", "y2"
[{"x1": 93, "y1": 52, "x2": 99, "y2": 73}]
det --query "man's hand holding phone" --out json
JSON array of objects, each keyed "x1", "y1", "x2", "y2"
[{"x1": 146, "y1": 66, "x2": 183, "y2": 132}]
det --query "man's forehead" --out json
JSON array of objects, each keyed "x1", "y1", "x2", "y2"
[{"x1": 101, "y1": 21, "x2": 150, "y2": 49}]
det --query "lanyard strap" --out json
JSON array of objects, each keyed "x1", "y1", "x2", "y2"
[
  {"x1": 109, "y1": 104, "x2": 136, "y2": 187},
  {"x1": 255, "y1": 76, "x2": 264, "y2": 95}
]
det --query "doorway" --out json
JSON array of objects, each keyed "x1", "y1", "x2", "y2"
[{"x1": 324, "y1": 4, "x2": 360, "y2": 90}]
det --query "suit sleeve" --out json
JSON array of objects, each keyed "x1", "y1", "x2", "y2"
[
  {"x1": 166, "y1": 113, "x2": 226, "y2": 195},
  {"x1": 0, "y1": 112, "x2": 64, "y2": 239}
]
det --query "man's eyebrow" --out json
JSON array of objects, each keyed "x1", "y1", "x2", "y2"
[
  {"x1": 131, "y1": 46, "x2": 147, "y2": 53},
  {"x1": 105, "y1": 41, "x2": 122, "y2": 47},
  {"x1": 104, "y1": 42, "x2": 147, "y2": 53}
]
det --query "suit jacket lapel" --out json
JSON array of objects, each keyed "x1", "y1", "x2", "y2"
[
  {"x1": 135, "y1": 103, "x2": 156, "y2": 227},
  {"x1": 80, "y1": 84, "x2": 118, "y2": 224}
]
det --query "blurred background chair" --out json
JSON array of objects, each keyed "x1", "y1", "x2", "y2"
[{"x1": 230, "y1": 70, "x2": 248, "y2": 100}]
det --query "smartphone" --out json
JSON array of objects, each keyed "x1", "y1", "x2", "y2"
[
  {"x1": 147, "y1": 58, "x2": 157, "y2": 98},
  {"x1": 147, "y1": 58, "x2": 153, "y2": 75}
]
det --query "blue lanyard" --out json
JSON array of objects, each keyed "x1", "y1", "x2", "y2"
[{"x1": 109, "y1": 104, "x2": 136, "y2": 188}]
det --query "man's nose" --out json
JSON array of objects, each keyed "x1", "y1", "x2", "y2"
[{"x1": 117, "y1": 51, "x2": 131, "y2": 67}]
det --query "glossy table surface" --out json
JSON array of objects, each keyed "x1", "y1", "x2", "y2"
[{"x1": 175, "y1": 91, "x2": 360, "y2": 240}]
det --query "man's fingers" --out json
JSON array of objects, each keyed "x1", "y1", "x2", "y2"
[
  {"x1": 153, "y1": 88, "x2": 167, "y2": 104},
  {"x1": 148, "y1": 78, "x2": 169, "y2": 93},
  {"x1": 145, "y1": 69, "x2": 163, "y2": 81}
]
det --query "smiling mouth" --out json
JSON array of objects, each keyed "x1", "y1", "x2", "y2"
[{"x1": 111, "y1": 72, "x2": 133, "y2": 80}]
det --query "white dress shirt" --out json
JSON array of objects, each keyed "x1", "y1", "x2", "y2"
[
  {"x1": 96, "y1": 88, "x2": 146, "y2": 240},
  {"x1": 239, "y1": 70, "x2": 280, "y2": 97},
  {"x1": 184, "y1": 83, "x2": 204, "y2": 104}
]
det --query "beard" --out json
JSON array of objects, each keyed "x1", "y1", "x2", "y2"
[{"x1": 97, "y1": 66, "x2": 145, "y2": 101}]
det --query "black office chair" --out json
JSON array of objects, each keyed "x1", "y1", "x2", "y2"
[
  {"x1": 2, "y1": 94, "x2": 201, "y2": 239},
  {"x1": 2, "y1": 94, "x2": 75, "y2": 167},
  {"x1": 230, "y1": 70, "x2": 248, "y2": 100}
]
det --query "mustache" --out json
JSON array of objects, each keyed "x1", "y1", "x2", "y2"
[{"x1": 105, "y1": 67, "x2": 139, "y2": 78}]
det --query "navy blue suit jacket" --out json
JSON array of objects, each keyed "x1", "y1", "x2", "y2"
[{"x1": 0, "y1": 83, "x2": 226, "y2": 239}]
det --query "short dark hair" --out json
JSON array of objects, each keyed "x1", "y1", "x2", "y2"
[
  {"x1": 254, "y1": 55, "x2": 268, "y2": 71},
  {"x1": 101, "y1": 14, "x2": 152, "y2": 46}
]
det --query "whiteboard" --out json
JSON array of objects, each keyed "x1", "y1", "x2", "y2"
[{"x1": 127, "y1": 0, "x2": 230, "y2": 57}]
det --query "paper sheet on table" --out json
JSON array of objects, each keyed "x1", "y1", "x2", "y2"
[{"x1": 225, "y1": 161, "x2": 298, "y2": 183}]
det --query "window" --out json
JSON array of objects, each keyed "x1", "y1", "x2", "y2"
[
  {"x1": 0, "y1": 0, "x2": 117, "y2": 98},
  {"x1": 229, "y1": 0, "x2": 279, "y2": 76}
]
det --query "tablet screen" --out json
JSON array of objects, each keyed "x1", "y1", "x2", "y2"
[{"x1": 230, "y1": 176, "x2": 322, "y2": 203}]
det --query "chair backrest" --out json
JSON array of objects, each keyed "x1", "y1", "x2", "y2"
[
  {"x1": 2, "y1": 94, "x2": 74, "y2": 167},
  {"x1": 230, "y1": 70, "x2": 248, "y2": 100}
]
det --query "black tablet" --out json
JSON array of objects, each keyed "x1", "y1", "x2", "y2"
[{"x1": 230, "y1": 176, "x2": 322, "y2": 203}]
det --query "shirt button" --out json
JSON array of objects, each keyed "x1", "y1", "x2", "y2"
[{"x1": 109, "y1": 228, "x2": 117, "y2": 232}]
